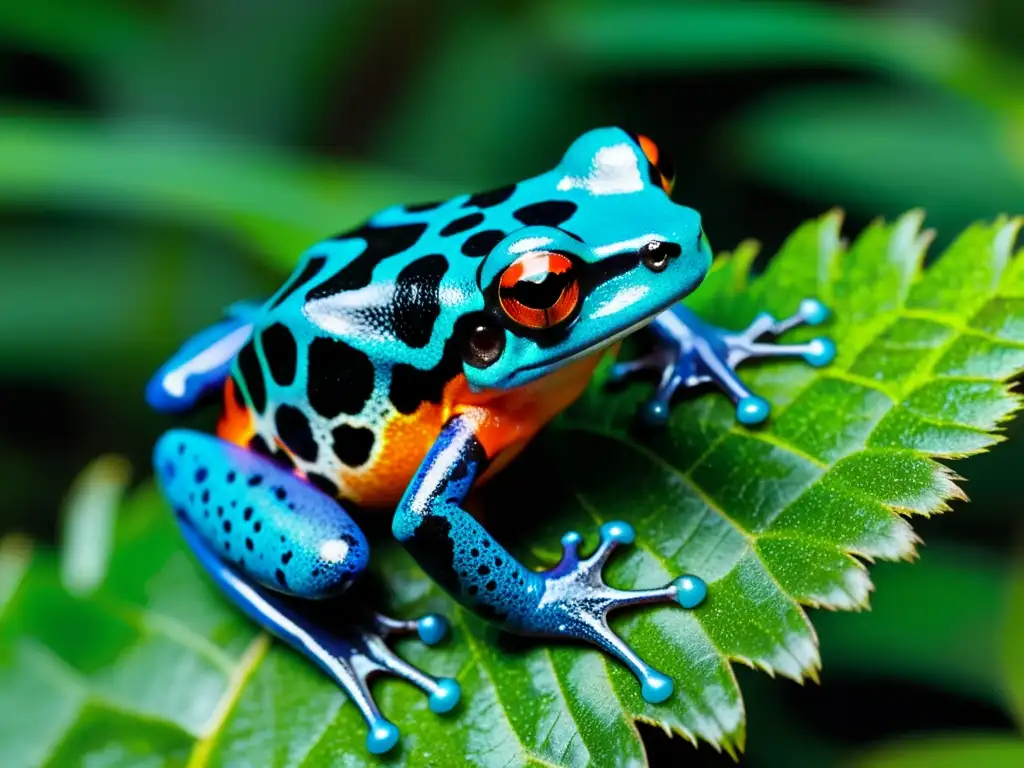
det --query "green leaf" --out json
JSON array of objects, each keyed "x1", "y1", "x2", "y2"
[
  {"x1": 0, "y1": 117, "x2": 452, "y2": 271},
  {"x1": 2, "y1": 212, "x2": 1024, "y2": 765},
  {"x1": 59, "y1": 456, "x2": 130, "y2": 598}
]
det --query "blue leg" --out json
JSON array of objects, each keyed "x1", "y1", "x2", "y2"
[
  {"x1": 154, "y1": 429, "x2": 460, "y2": 754},
  {"x1": 145, "y1": 300, "x2": 263, "y2": 414},
  {"x1": 611, "y1": 298, "x2": 835, "y2": 426},
  {"x1": 393, "y1": 417, "x2": 707, "y2": 705}
]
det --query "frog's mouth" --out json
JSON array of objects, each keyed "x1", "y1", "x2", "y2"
[{"x1": 520, "y1": 315, "x2": 654, "y2": 375}]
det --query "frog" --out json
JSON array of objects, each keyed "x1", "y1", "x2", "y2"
[{"x1": 147, "y1": 128, "x2": 834, "y2": 754}]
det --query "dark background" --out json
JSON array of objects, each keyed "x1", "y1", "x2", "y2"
[{"x1": 1, "y1": 0, "x2": 1022, "y2": 764}]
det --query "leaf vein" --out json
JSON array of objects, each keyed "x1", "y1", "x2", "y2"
[
  {"x1": 450, "y1": 610, "x2": 564, "y2": 768},
  {"x1": 186, "y1": 632, "x2": 271, "y2": 768}
]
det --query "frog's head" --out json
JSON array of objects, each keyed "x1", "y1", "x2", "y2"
[{"x1": 462, "y1": 127, "x2": 711, "y2": 391}]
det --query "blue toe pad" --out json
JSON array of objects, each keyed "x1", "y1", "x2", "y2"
[
  {"x1": 804, "y1": 338, "x2": 835, "y2": 367},
  {"x1": 800, "y1": 298, "x2": 830, "y2": 326},
  {"x1": 641, "y1": 671, "x2": 675, "y2": 704},
  {"x1": 736, "y1": 396, "x2": 770, "y2": 425},
  {"x1": 416, "y1": 614, "x2": 449, "y2": 646},
  {"x1": 366, "y1": 721, "x2": 400, "y2": 754},
  {"x1": 672, "y1": 575, "x2": 708, "y2": 609},
  {"x1": 429, "y1": 678, "x2": 462, "y2": 714}
]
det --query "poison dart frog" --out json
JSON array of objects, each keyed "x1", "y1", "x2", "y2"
[{"x1": 148, "y1": 128, "x2": 834, "y2": 754}]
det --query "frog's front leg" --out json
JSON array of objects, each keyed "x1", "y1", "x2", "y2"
[
  {"x1": 393, "y1": 416, "x2": 707, "y2": 704},
  {"x1": 154, "y1": 430, "x2": 460, "y2": 754},
  {"x1": 145, "y1": 302, "x2": 261, "y2": 413},
  {"x1": 612, "y1": 299, "x2": 835, "y2": 426}
]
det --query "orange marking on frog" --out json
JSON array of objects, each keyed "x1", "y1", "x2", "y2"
[
  {"x1": 339, "y1": 403, "x2": 446, "y2": 508},
  {"x1": 637, "y1": 133, "x2": 674, "y2": 195},
  {"x1": 638, "y1": 134, "x2": 660, "y2": 166},
  {"x1": 340, "y1": 352, "x2": 605, "y2": 508},
  {"x1": 217, "y1": 378, "x2": 255, "y2": 446}
]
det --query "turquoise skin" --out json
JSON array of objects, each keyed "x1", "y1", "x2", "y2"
[
  {"x1": 297, "y1": 127, "x2": 709, "y2": 395},
  {"x1": 147, "y1": 127, "x2": 834, "y2": 754}
]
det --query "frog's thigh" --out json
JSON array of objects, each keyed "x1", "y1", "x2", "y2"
[{"x1": 154, "y1": 428, "x2": 369, "y2": 598}]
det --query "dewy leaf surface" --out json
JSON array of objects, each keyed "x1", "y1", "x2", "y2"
[{"x1": 2, "y1": 212, "x2": 1023, "y2": 767}]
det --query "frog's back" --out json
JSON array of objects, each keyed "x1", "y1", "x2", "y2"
[
  {"x1": 218, "y1": 208, "x2": 455, "y2": 506},
  {"x1": 218, "y1": 181, "x2": 563, "y2": 507},
  {"x1": 216, "y1": 135, "x2": 682, "y2": 507}
]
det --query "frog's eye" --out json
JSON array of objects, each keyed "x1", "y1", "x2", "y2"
[
  {"x1": 637, "y1": 134, "x2": 675, "y2": 195},
  {"x1": 498, "y1": 251, "x2": 580, "y2": 330}
]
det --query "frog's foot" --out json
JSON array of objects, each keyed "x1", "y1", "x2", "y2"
[
  {"x1": 526, "y1": 521, "x2": 707, "y2": 704},
  {"x1": 156, "y1": 427, "x2": 461, "y2": 756},
  {"x1": 177, "y1": 521, "x2": 459, "y2": 755},
  {"x1": 295, "y1": 602, "x2": 461, "y2": 754},
  {"x1": 611, "y1": 299, "x2": 834, "y2": 427}
]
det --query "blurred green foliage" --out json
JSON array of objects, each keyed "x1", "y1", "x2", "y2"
[{"x1": 1, "y1": 0, "x2": 1023, "y2": 765}]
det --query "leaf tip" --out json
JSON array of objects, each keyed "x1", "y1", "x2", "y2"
[
  {"x1": 892, "y1": 208, "x2": 935, "y2": 258},
  {"x1": 731, "y1": 239, "x2": 762, "y2": 289},
  {"x1": 995, "y1": 215, "x2": 1024, "y2": 258}
]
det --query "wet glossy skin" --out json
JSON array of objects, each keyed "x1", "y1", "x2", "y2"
[
  {"x1": 214, "y1": 127, "x2": 709, "y2": 506},
  {"x1": 148, "y1": 127, "x2": 833, "y2": 754}
]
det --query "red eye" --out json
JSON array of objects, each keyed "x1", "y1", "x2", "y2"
[{"x1": 498, "y1": 251, "x2": 580, "y2": 329}]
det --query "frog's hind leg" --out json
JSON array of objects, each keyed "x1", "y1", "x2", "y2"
[
  {"x1": 175, "y1": 524, "x2": 460, "y2": 754},
  {"x1": 611, "y1": 299, "x2": 834, "y2": 426},
  {"x1": 154, "y1": 429, "x2": 460, "y2": 754}
]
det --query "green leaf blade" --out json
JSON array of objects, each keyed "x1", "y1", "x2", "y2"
[
  {"x1": 569, "y1": 210, "x2": 1024, "y2": 748},
  {"x1": 907, "y1": 219, "x2": 1021, "y2": 316}
]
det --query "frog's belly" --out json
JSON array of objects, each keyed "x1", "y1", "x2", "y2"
[
  {"x1": 331, "y1": 402, "x2": 448, "y2": 508},
  {"x1": 217, "y1": 353, "x2": 601, "y2": 510}
]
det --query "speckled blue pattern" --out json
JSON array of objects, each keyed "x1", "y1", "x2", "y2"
[{"x1": 155, "y1": 429, "x2": 368, "y2": 597}]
